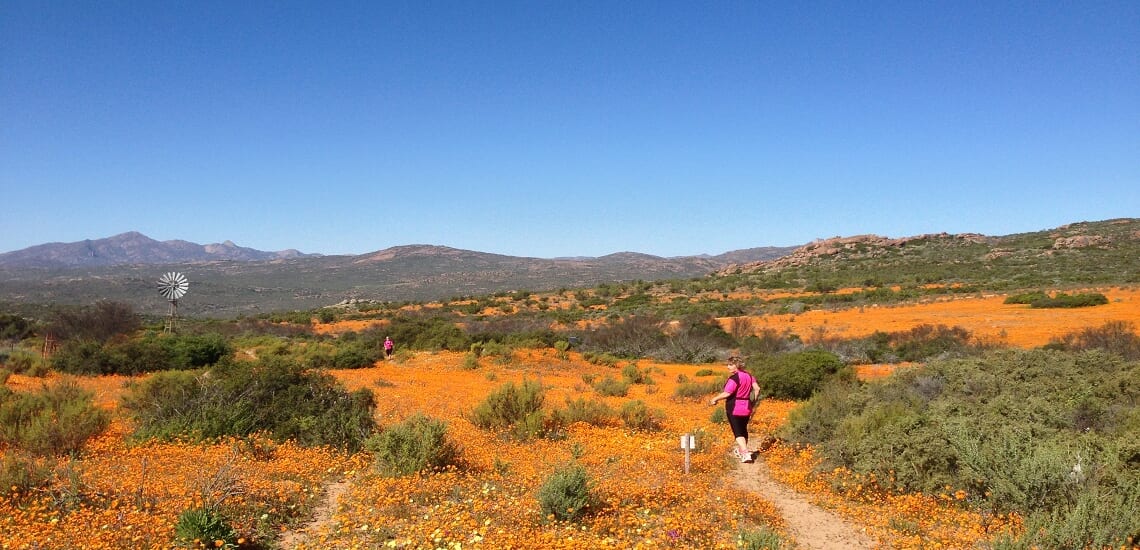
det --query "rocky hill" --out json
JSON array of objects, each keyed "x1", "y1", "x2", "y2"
[{"x1": 715, "y1": 218, "x2": 1140, "y2": 290}]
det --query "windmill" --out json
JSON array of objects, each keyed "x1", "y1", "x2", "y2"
[{"x1": 157, "y1": 271, "x2": 189, "y2": 333}]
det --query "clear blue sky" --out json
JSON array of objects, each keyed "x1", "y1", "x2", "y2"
[{"x1": 2, "y1": 2, "x2": 1137, "y2": 258}]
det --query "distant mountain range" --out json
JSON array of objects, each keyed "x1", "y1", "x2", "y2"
[
  {"x1": 0, "y1": 232, "x2": 795, "y2": 317},
  {"x1": 3, "y1": 219, "x2": 1135, "y2": 318},
  {"x1": 0, "y1": 232, "x2": 313, "y2": 268}
]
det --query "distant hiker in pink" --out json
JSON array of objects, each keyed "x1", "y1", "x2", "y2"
[
  {"x1": 709, "y1": 356, "x2": 761, "y2": 463},
  {"x1": 383, "y1": 336, "x2": 394, "y2": 359}
]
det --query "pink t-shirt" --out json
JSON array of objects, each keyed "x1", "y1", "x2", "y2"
[{"x1": 723, "y1": 371, "x2": 754, "y2": 417}]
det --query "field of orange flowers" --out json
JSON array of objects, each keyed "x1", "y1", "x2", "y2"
[{"x1": 3, "y1": 287, "x2": 1138, "y2": 548}]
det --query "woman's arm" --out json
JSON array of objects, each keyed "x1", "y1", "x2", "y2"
[{"x1": 709, "y1": 391, "x2": 731, "y2": 406}]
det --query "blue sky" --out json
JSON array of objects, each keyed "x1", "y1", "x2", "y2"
[{"x1": 2, "y1": 2, "x2": 1137, "y2": 258}]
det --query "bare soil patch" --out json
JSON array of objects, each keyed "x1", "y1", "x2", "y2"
[
  {"x1": 277, "y1": 480, "x2": 349, "y2": 548},
  {"x1": 735, "y1": 457, "x2": 877, "y2": 549}
]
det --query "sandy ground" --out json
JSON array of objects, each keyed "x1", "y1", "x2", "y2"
[{"x1": 735, "y1": 455, "x2": 877, "y2": 549}]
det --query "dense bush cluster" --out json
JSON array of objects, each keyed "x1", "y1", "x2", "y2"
[
  {"x1": 782, "y1": 349, "x2": 1140, "y2": 548},
  {"x1": 1004, "y1": 291, "x2": 1109, "y2": 308},
  {"x1": 51, "y1": 332, "x2": 230, "y2": 375},
  {"x1": 750, "y1": 350, "x2": 852, "y2": 400},
  {"x1": 121, "y1": 357, "x2": 376, "y2": 451}
]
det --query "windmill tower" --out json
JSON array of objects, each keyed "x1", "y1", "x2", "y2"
[{"x1": 157, "y1": 271, "x2": 189, "y2": 333}]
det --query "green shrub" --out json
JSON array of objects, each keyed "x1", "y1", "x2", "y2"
[
  {"x1": 1004, "y1": 291, "x2": 1051, "y2": 305},
  {"x1": 367, "y1": 413, "x2": 460, "y2": 477},
  {"x1": 1036, "y1": 292, "x2": 1109, "y2": 308},
  {"x1": 620, "y1": 362, "x2": 652, "y2": 385},
  {"x1": 784, "y1": 348, "x2": 1140, "y2": 542},
  {"x1": 0, "y1": 379, "x2": 109, "y2": 456},
  {"x1": 48, "y1": 300, "x2": 140, "y2": 343},
  {"x1": 0, "y1": 313, "x2": 37, "y2": 342},
  {"x1": 581, "y1": 351, "x2": 621, "y2": 367},
  {"x1": 470, "y1": 379, "x2": 546, "y2": 440},
  {"x1": 1005, "y1": 291, "x2": 1110, "y2": 308},
  {"x1": 1048, "y1": 320, "x2": 1140, "y2": 360},
  {"x1": 989, "y1": 476, "x2": 1140, "y2": 550},
  {"x1": 1, "y1": 350, "x2": 38, "y2": 375},
  {"x1": 479, "y1": 341, "x2": 515, "y2": 365},
  {"x1": 551, "y1": 340, "x2": 570, "y2": 360},
  {"x1": 581, "y1": 315, "x2": 665, "y2": 359},
  {"x1": 752, "y1": 350, "x2": 851, "y2": 400},
  {"x1": 174, "y1": 333, "x2": 231, "y2": 367},
  {"x1": 0, "y1": 450, "x2": 54, "y2": 498},
  {"x1": 739, "y1": 328, "x2": 800, "y2": 356},
  {"x1": 592, "y1": 375, "x2": 629, "y2": 397},
  {"x1": 462, "y1": 352, "x2": 480, "y2": 370},
  {"x1": 52, "y1": 333, "x2": 232, "y2": 375},
  {"x1": 174, "y1": 507, "x2": 238, "y2": 548},
  {"x1": 694, "y1": 368, "x2": 717, "y2": 377},
  {"x1": 738, "y1": 527, "x2": 788, "y2": 550},
  {"x1": 121, "y1": 357, "x2": 376, "y2": 451},
  {"x1": 385, "y1": 316, "x2": 470, "y2": 351},
  {"x1": 550, "y1": 397, "x2": 616, "y2": 428},
  {"x1": 673, "y1": 379, "x2": 723, "y2": 401},
  {"x1": 537, "y1": 463, "x2": 596, "y2": 522},
  {"x1": 619, "y1": 400, "x2": 665, "y2": 431}
]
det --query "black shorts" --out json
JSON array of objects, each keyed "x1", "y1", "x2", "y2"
[{"x1": 727, "y1": 413, "x2": 750, "y2": 440}]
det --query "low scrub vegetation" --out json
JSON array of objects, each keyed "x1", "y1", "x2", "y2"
[
  {"x1": 366, "y1": 413, "x2": 461, "y2": 476},
  {"x1": 852, "y1": 324, "x2": 979, "y2": 363},
  {"x1": 1046, "y1": 320, "x2": 1140, "y2": 360},
  {"x1": 469, "y1": 379, "x2": 546, "y2": 441},
  {"x1": 783, "y1": 348, "x2": 1140, "y2": 548},
  {"x1": 537, "y1": 462, "x2": 597, "y2": 522},
  {"x1": 121, "y1": 357, "x2": 376, "y2": 451},
  {"x1": 0, "y1": 378, "x2": 109, "y2": 456},
  {"x1": 1004, "y1": 291, "x2": 1109, "y2": 308},
  {"x1": 51, "y1": 332, "x2": 230, "y2": 375}
]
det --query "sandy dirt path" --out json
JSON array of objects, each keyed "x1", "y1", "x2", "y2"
[
  {"x1": 735, "y1": 455, "x2": 878, "y2": 549},
  {"x1": 276, "y1": 480, "x2": 348, "y2": 548}
]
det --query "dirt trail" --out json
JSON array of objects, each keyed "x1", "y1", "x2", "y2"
[
  {"x1": 282, "y1": 460, "x2": 878, "y2": 550},
  {"x1": 277, "y1": 480, "x2": 348, "y2": 548},
  {"x1": 735, "y1": 456, "x2": 877, "y2": 549}
]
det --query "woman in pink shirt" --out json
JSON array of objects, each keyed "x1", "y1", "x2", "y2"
[{"x1": 709, "y1": 356, "x2": 761, "y2": 463}]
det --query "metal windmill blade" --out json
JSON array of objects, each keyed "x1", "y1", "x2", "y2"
[{"x1": 157, "y1": 271, "x2": 189, "y2": 301}]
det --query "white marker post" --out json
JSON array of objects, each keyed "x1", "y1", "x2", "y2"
[{"x1": 680, "y1": 434, "x2": 697, "y2": 474}]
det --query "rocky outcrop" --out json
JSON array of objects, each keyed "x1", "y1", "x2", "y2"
[{"x1": 1053, "y1": 235, "x2": 1111, "y2": 249}]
